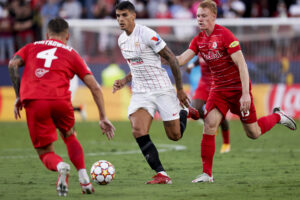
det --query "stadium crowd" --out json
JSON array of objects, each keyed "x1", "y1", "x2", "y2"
[{"x1": 0, "y1": 0, "x2": 300, "y2": 63}]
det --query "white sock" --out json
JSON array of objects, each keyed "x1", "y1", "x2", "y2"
[
  {"x1": 78, "y1": 169, "x2": 90, "y2": 184},
  {"x1": 158, "y1": 171, "x2": 168, "y2": 177},
  {"x1": 57, "y1": 162, "x2": 70, "y2": 172}
]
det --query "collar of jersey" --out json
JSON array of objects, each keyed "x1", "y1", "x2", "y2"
[{"x1": 48, "y1": 38, "x2": 65, "y2": 44}]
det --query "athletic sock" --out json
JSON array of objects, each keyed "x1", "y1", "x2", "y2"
[
  {"x1": 201, "y1": 134, "x2": 215, "y2": 177},
  {"x1": 39, "y1": 152, "x2": 63, "y2": 171},
  {"x1": 257, "y1": 113, "x2": 280, "y2": 135},
  {"x1": 136, "y1": 135, "x2": 164, "y2": 173},
  {"x1": 78, "y1": 169, "x2": 90, "y2": 184},
  {"x1": 179, "y1": 110, "x2": 188, "y2": 137},
  {"x1": 222, "y1": 130, "x2": 230, "y2": 144},
  {"x1": 62, "y1": 133, "x2": 85, "y2": 170}
]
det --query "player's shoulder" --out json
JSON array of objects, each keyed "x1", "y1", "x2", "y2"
[{"x1": 215, "y1": 24, "x2": 234, "y2": 35}]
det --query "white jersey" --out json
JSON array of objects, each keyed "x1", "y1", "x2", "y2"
[{"x1": 118, "y1": 24, "x2": 173, "y2": 93}]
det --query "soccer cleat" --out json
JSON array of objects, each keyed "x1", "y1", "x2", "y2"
[
  {"x1": 220, "y1": 144, "x2": 231, "y2": 154},
  {"x1": 273, "y1": 107, "x2": 297, "y2": 130},
  {"x1": 187, "y1": 106, "x2": 200, "y2": 120},
  {"x1": 57, "y1": 162, "x2": 70, "y2": 197},
  {"x1": 146, "y1": 173, "x2": 172, "y2": 184},
  {"x1": 80, "y1": 182, "x2": 95, "y2": 194},
  {"x1": 192, "y1": 173, "x2": 214, "y2": 183}
]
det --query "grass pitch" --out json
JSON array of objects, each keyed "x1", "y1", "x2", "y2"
[{"x1": 0, "y1": 120, "x2": 300, "y2": 200}]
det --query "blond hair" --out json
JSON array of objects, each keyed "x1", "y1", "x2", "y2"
[{"x1": 199, "y1": 0, "x2": 217, "y2": 15}]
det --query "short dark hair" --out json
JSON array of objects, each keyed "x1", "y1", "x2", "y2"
[
  {"x1": 47, "y1": 17, "x2": 69, "y2": 34},
  {"x1": 115, "y1": 1, "x2": 135, "y2": 12}
]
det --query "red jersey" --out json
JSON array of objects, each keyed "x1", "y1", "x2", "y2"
[
  {"x1": 198, "y1": 54, "x2": 212, "y2": 87},
  {"x1": 16, "y1": 39, "x2": 92, "y2": 102},
  {"x1": 189, "y1": 24, "x2": 244, "y2": 91}
]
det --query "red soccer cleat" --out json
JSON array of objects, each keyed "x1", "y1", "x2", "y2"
[
  {"x1": 187, "y1": 106, "x2": 200, "y2": 120},
  {"x1": 146, "y1": 173, "x2": 172, "y2": 184}
]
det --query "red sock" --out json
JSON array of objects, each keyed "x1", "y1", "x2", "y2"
[
  {"x1": 62, "y1": 133, "x2": 85, "y2": 170},
  {"x1": 201, "y1": 134, "x2": 215, "y2": 177},
  {"x1": 222, "y1": 130, "x2": 230, "y2": 144},
  {"x1": 257, "y1": 113, "x2": 280, "y2": 135},
  {"x1": 39, "y1": 152, "x2": 63, "y2": 171}
]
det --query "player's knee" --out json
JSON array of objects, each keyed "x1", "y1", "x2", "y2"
[
  {"x1": 167, "y1": 133, "x2": 181, "y2": 141},
  {"x1": 132, "y1": 126, "x2": 144, "y2": 138},
  {"x1": 204, "y1": 121, "x2": 218, "y2": 134},
  {"x1": 245, "y1": 130, "x2": 259, "y2": 139}
]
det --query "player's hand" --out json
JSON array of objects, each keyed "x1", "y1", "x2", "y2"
[
  {"x1": 14, "y1": 98, "x2": 22, "y2": 119},
  {"x1": 112, "y1": 79, "x2": 126, "y2": 93},
  {"x1": 99, "y1": 119, "x2": 116, "y2": 140},
  {"x1": 177, "y1": 89, "x2": 191, "y2": 108},
  {"x1": 239, "y1": 93, "x2": 251, "y2": 113}
]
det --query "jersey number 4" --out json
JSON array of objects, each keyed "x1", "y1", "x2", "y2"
[{"x1": 36, "y1": 48, "x2": 58, "y2": 68}]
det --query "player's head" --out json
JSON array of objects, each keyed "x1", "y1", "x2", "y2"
[
  {"x1": 115, "y1": 1, "x2": 136, "y2": 33},
  {"x1": 46, "y1": 17, "x2": 70, "y2": 43},
  {"x1": 197, "y1": 0, "x2": 217, "y2": 30}
]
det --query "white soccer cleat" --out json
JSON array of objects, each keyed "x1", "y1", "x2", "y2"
[
  {"x1": 192, "y1": 173, "x2": 214, "y2": 183},
  {"x1": 273, "y1": 107, "x2": 297, "y2": 131},
  {"x1": 80, "y1": 182, "x2": 94, "y2": 194},
  {"x1": 57, "y1": 162, "x2": 70, "y2": 197}
]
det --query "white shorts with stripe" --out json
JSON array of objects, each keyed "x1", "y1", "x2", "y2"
[{"x1": 128, "y1": 89, "x2": 181, "y2": 121}]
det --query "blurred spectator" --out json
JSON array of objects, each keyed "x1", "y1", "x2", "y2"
[
  {"x1": 223, "y1": 0, "x2": 246, "y2": 18},
  {"x1": 135, "y1": 0, "x2": 148, "y2": 18},
  {"x1": 40, "y1": 0, "x2": 60, "y2": 38},
  {"x1": 0, "y1": 3, "x2": 14, "y2": 62},
  {"x1": 59, "y1": 0, "x2": 82, "y2": 19},
  {"x1": 289, "y1": 0, "x2": 300, "y2": 16},
  {"x1": 268, "y1": 0, "x2": 296, "y2": 17},
  {"x1": 10, "y1": 0, "x2": 35, "y2": 50},
  {"x1": 155, "y1": 2, "x2": 172, "y2": 35}
]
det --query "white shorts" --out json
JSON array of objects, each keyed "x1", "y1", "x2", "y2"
[{"x1": 128, "y1": 90, "x2": 181, "y2": 121}]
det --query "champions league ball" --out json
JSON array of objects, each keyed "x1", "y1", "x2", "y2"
[{"x1": 90, "y1": 160, "x2": 115, "y2": 185}]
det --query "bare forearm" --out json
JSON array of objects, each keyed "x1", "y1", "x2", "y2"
[
  {"x1": 124, "y1": 72, "x2": 132, "y2": 83},
  {"x1": 91, "y1": 86, "x2": 106, "y2": 120},
  {"x1": 231, "y1": 51, "x2": 249, "y2": 94},
  {"x1": 8, "y1": 56, "x2": 23, "y2": 98}
]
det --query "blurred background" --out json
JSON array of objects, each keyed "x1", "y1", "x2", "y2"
[{"x1": 0, "y1": 0, "x2": 299, "y2": 121}]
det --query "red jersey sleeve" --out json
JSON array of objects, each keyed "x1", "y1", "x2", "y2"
[
  {"x1": 71, "y1": 51, "x2": 92, "y2": 80},
  {"x1": 188, "y1": 36, "x2": 199, "y2": 55},
  {"x1": 14, "y1": 44, "x2": 31, "y2": 64},
  {"x1": 222, "y1": 28, "x2": 241, "y2": 55}
]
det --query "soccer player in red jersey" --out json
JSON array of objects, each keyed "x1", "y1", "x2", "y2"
[
  {"x1": 186, "y1": 55, "x2": 231, "y2": 153},
  {"x1": 176, "y1": 0, "x2": 297, "y2": 182},
  {"x1": 8, "y1": 18, "x2": 115, "y2": 196}
]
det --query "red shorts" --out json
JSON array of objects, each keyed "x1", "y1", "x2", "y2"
[
  {"x1": 24, "y1": 100, "x2": 75, "y2": 148},
  {"x1": 193, "y1": 79, "x2": 210, "y2": 101},
  {"x1": 205, "y1": 90, "x2": 257, "y2": 123}
]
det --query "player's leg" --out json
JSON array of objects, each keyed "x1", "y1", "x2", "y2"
[
  {"x1": 220, "y1": 119, "x2": 231, "y2": 153},
  {"x1": 52, "y1": 100, "x2": 94, "y2": 194},
  {"x1": 192, "y1": 98, "x2": 205, "y2": 118},
  {"x1": 130, "y1": 109, "x2": 171, "y2": 184},
  {"x1": 24, "y1": 100, "x2": 70, "y2": 196}
]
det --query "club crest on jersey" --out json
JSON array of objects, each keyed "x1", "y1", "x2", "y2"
[
  {"x1": 212, "y1": 42, "x2": 217, "y2": 49},
  {"x1": 35, "y1": 68, "x2": 49, "y2": 78},
  {"x1": 229, "y1": 41, "x2": 239, "y2": 48}
]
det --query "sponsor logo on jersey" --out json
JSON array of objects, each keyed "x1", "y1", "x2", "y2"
[
  {"x1": 229, "y1": 41, "x2": 239, "y2": 48},
  {"x1": 201, "y1": 50, "x2": 223, "y2": 61},
  {"x1": 151, "y1": 34, "x2": 162, "y2": 46},
  {"x1": 127, "y1": 57, "x2": 144, "y2": 65},
  {"x1": 35, "y1": 68, "x2": 49, "y2": 78},
  {"x1": 212, "y1": 42, "x2": 217, "y2": 49}
]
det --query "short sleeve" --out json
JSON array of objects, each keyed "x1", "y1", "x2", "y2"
[
  {"x1": 71, "y1": 51, "x2": 93, "y2": 80},
  {"x1": 143, "y1": 27, "x2": 166, "y2": 53},
  {"x1": 223, "y1": 28, "x2": 241, "y2": 55},
  {"x1": 14, "y1": 44, "x2": 31, "y2": 63},
  {"x1": 188, "y1": 36, "x2": 199, "y2": 55}
]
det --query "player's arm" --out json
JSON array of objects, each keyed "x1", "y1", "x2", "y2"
[
  {"x1": 8, "y1": 55, "x2": 24, "y2": 119},
  {"x1": 231, "y1": 50, "x2": 251, "y2": 112},
  {"x1": 83, "y1": 74, "x2": 115, "y2": 139},
  {"x1": 112, "y1": 72, "x2": 131, "y2": 93},
  {"x1": 158, "y1": 46, "x2": 190, "y2": 107},
  {"x1": 176, "y1": 49, "x2": 196, "y2": 66}
]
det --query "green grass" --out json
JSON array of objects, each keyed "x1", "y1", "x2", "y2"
[{"x1": 0, "y1": 120, "x2": 300, "y2": 200}]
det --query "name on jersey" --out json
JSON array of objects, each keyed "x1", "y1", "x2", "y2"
[
  {"x1": 127, "y1": 57, "x2": 144, "y2": 65},
  {"x1": 202, "y1": 50, "x2": 223, "y2": 61},
  {"x1": 34, "y1": 40, "x2": 73, "y2": 52}
]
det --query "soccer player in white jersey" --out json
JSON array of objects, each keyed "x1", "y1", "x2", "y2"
[{"x1": 113, "y1": 1, "x2": 200, "y2": 184}]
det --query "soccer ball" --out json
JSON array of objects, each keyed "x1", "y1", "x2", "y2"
[{"x1": 90, "y1": 160, "x2": 115, "y2": 185}]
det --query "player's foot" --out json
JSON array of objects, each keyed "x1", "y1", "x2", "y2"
[
  {"x1": 57, "y1": 162, "x2": 70, "y2": 197},
  {"x1": 80, "y1": 182, "x2": 94, "y2": 194},
  {"x1": 187, "y1": 106, "x2": 200, "y2": 120},
  {"x1": 146, "y1": 172, "x2": 172, "y2": 184},
  {"x1": 273, "y1": 107, "x2": 297, "y2": 130},
  {"x1": 220, "y1": 144, "x2": 231, "y2": 154},
  {"x1": 79, "y1": 104, "x2": 87, "y2": 121},
  {"x1": 192, "y1": 173, "x2": 214, "y2": 183}
]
